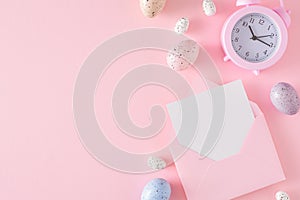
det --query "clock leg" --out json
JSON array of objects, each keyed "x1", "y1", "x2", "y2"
[
  {"x1": 253, "y1": 70, "x2": 260, "y2": 76},
  {"x1": 224, "y1": 56, "x2": 230, "y2": 62}
]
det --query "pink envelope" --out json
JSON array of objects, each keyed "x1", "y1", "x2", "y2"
[{"x1": 174, "y1": 102, "x2": 285, "y2": 199}]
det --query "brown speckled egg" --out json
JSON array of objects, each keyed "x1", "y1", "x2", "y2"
[
  {"x1": 139, "y1": 0, "x2": 167, "y2": 18},
  {"x1": 270, "y1": 82, "x2": 300, "y2": 115}
]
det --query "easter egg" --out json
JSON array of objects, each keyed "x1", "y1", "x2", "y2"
[
  {"x1": 275, "y1": 191, "x2": 290, "y2": 200},
  {"x1": 202, "y1": 0, "x2": 216, "y2": 16},
  {"x1": 174, "y1": 18, "x2": 189, "y2": 34},
  {"x1": 139, "y1": 0, "x2": 167, "y2": 18},
  {"x1": 147, "y1": 156, "x2": 167, "y2": 170},
  {"x1": 141, "y1": 178, "x2": 171, "y2": 200},
  {"x1": 167, "y1": 39, "x2": 199, "y2": 71},
  {"x1": 270, "y1": 82, "x2": 300, "y2": 115}
]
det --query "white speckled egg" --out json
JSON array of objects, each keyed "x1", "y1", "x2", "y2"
[
  {"x1": 147, "y1": 156, "x2": 167, "y2": 170},
  {"x1": 167, "y1": 40, "x2": 200, "y2": 71},
  {"x1": 174, "y1": 18, "x2": 189, "y2": 34},
  {"x1": 270, "y1": 82, "x2": 300, "y2": 115},
  {"x1": 141, "y1": 178, "x2": 171, "y2": 200},
  {"x1": 202, "y1": 0, "x2": 216, "y2": 16},
  {"x1": 140, "y1": 0, "x2": 167, "y2": 18},
  {"x1": 275, "y1": 191, "x2": 290, "y2": 200}
]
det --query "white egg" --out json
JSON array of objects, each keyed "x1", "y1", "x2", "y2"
[
  {"x1": 167, "y1": 40, "x2": 200, "y2": 71},
  {"x1": 202, "y1": 0, "x2": 216, "y2": 16},
  {"x1": 275, "y1": 191, "x2": 290, "y2": 200},
  {"x1": 140, "y1": 0, "x2": 167, "y2": 18},
  {"x1": 147, "y1": 156, "x2": 167, "y2": 170},
  {"x1": 174, "y1": 18, "x2": 189, "y2": 34}
]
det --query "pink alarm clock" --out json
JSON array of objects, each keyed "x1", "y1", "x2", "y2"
[{"x1": 221, "y1": 0, "x2": 291, "y2": 75}]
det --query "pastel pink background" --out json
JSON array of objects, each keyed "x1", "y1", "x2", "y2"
[{"x1": 1, "y1": 0, "x2": 300, "y2": 199}]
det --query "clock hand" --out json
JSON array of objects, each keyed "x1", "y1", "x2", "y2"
[
  {"x1": 256, "y1": 34, "x2": 273, "y2": 38},
  {"x1": 256, "y1": 38, "x2": 271, "y2": 47},
  {"x1": 248, "y1": 26, "x2": 271, "y2": 47},
  {"x1": 248, "y1": 26, "x2": 256, "y2": 39}
]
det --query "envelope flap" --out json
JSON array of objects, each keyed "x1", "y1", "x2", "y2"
[{"x1": 250, "y1": 101, "x2": 264, "y2": 117}]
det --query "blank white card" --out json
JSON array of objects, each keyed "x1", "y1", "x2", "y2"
[{"x1": 167, "y1": 80, "x2": 255, "y2": 161}]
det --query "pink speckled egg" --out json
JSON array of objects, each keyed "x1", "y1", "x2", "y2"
[
  {"x1": 139, "y1": 0, "x2": 167, "y2": 18},
  {"x1": 270, "y1": 82, "x2": 300, "y2": 115}
]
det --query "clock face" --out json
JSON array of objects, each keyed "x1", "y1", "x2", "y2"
[{"x1": 231, "y1": 13, "x2": 280, "y2": 63}]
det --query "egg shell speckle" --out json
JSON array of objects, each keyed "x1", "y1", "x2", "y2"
[
  {"x1": 174, "y1": 18, "x2": 189, "y2": 34},
  {"x1": 167, "y1": 40, "x2": 200, "y2": 71},
  {"x1": 275, "y1": 191, "x2": 290, "y2": 200},
  {"x1": 140, "y1": 0, "x2": 167, "y2": 18},
  {"x1": 141, "y1": 178, "x2": 171, "y2": 200},
  {"x1": 270, "y1": 82, "x2": 300, "y2": 115}
]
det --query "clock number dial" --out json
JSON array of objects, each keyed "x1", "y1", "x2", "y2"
[
  {"x1": 231, "y1": 13, "x2": 280, "y2": 63},
  {"x1": 268, "y1": 25, "x2": 271, "y2": 31},
  {"x1": 242, "y1": 21, "x2": 248, "y2": 27},
  {"x1": 259, "y1": 19, "x2": 265, "y2": 25}
]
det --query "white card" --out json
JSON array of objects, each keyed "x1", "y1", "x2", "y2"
[{"x1": 167, "y1": 80, "x2": 255, "y2": 161}]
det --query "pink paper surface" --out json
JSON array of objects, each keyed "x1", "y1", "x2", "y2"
[{"x1": 1, "y1": 0, "x2": 300, "y2": 199}]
